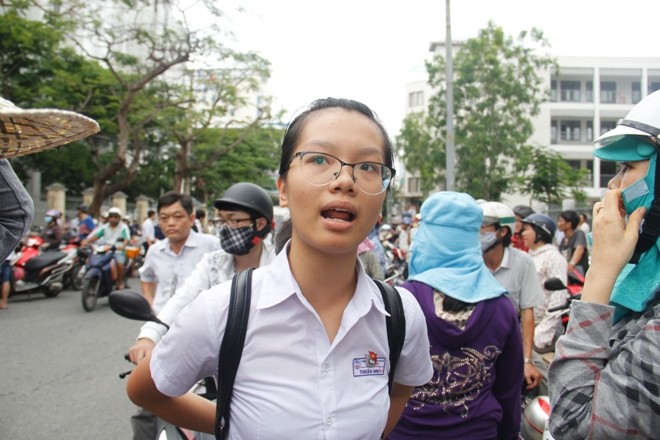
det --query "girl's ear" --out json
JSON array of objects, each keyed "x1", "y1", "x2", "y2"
[{"x1": 277, "y1": 177, "x2": 288, "y2": 207}]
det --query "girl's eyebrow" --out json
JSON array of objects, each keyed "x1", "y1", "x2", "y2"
[{"x1": 301, "y1": 140, "x2": 384, "y2": 157}]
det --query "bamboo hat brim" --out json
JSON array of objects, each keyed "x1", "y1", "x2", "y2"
[{"x1": 0, "y1": 98, "x2": 100, "y2": 159}]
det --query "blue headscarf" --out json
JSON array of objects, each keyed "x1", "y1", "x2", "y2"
[
  {"x1": 408, "y1": 191, "x2": 507, "y2": 303},
  {"x1": 594, "y1": 138, "x2": 660, "y2": 321}
]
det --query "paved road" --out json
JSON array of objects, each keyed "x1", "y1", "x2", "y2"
[{"x1": 0, "y1": 284, "x2": 144, "y2": 439}]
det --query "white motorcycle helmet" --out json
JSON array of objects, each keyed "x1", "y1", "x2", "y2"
[
  {"x1": 595, "y1": 89, "x2": 660, "y2": 149},
  {"x1": 480, "y1": 201, "x2": 516, "y2": 234},
  {"x1": 593, "y1": 90, "x2": 660, "y2": 263}
]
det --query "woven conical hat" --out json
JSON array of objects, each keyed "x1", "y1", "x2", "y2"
[{"x1": 0, "y1": 98, "x2": 100, "y2": 159}]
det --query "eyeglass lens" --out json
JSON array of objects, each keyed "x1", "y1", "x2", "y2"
[{"x1": 296, "y1": 152, "x2": 391, "y2": 194}]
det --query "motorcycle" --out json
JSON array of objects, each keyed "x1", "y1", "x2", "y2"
[
  {"x1": 59, "y1": 235, "x2": 89, "y2": 291},
  {"x1": 519, "y1": 276, "x2": 584, "y2": 440},
  {"x1": 81, "y1": 244, "x2": 118, "y2": 312},
  {"x1": 9, "y1": 239, "x2": 76, "y2": 299},
  {"x1": 381, "y1": 240, "x2": 408, "y2": 286},
  {"x1": 12, "y1": 234, "x2": 44, "y2": 282},
  {"x1": 109, "y1": 290, "x2": 215, "y2": 440}
]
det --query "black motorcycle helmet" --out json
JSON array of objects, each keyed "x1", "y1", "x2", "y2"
[
  {"x1": 522, "y1": 213, "x2": 556, "y2": 244},
  {"x1": 213, "y1": 182, "x2": 274, "y2": 238}
]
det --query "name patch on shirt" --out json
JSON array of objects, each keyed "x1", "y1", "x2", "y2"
[{"x1": 353, "y1": 355, "x2": 386, "y2": 377}]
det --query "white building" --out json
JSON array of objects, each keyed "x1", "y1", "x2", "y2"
[{"x1": 402, "y1": 50, "x2": 660, "y2": 211}]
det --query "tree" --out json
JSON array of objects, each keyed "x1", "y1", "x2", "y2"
[
  {"x1": 0, "y1": 8, "x2": 119, "y2": 194},
  {"x1": 23, "y1": 0, "x2": 274, "y2": 215},
  {"x1": 397, "y1": 112, "x2": 444, "y2": 198},
  {"x1": 398, "y1": 22, "x2": 557, "y2": 201},
  {"x1": 191, "y1": 125, "x2": 282, "y2": 203},
  {"x1": 156, "y1": 58, "x2": 273, "y2": 193},
  {"x1": 514, "y1": 145, "x2": 588, "y2": 206}
]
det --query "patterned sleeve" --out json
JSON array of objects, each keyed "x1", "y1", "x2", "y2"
[{"x1": 548, "y1": 299, "x2": 660, "y2": 439}]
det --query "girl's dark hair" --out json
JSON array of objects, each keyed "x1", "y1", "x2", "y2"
[{"x1": 277, "y1": 97, "x2": 395, "y2": 179}]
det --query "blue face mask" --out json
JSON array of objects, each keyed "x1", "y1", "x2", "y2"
[{"x1": 621, "y1": 153, "x2": 657, "y2": 215}]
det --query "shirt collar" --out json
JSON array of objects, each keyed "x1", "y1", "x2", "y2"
[
  {"x1": 257, "y1": 244, "x2": 388, "y2": 317},
  {"x1": 159, "y1": 230, "x2": 203, "y2": 254},
  {"x1": 499, "y1": 247, "x2": 512, "y2": 269}
]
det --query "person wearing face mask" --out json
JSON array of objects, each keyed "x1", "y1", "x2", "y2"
[
  {"x1": 548, "y1": 90, "x2": 660, "y2": 440},
  {"x1": 127, "y1": 98, "x2": 433, "y2": 439},
  {"x1": 128, "y1": 183, "x2": 276, "y2": 365},
  {"x1": 480, "y1": 201, "x2": 545, "y2": 394},
  {"x1": 128, "y1": 191, "x2": 220, "y2": 439}
]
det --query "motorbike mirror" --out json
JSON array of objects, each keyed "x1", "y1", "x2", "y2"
[
  {"x1": 544, "y1": 277, "x2": 567, "y2": 291},
  {"x1": 108, "y1": 290, "x2": 170, "y2": 329}
]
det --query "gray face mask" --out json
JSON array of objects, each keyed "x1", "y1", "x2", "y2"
[{"x1": 479, "y1": 231, "x2": 498, "y2": 252}]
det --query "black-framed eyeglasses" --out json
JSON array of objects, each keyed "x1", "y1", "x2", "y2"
[
  {"x1": 288, "y1": 151, "x2": 395, "y2": 195},
  {"x1": 216, "y1": 217, "x2": 252, "y2": 228}
]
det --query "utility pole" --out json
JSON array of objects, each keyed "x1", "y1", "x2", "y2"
[{"x1": 445, "y1": 0, "x2": 456, "y2": 191}]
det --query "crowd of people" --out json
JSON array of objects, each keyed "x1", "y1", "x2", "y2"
[{"x1": 2, "y1": 92, "x2": 659, "y2": 439}]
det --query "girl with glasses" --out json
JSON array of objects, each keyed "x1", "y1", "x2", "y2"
[{"x1": 127, "y1": 98, "x2": 433, "y2": 439}]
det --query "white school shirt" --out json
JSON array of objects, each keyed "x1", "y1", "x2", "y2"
[
  {"x1": 151, "y1": 249, "x2": 433, "y2": 440},
  {"x1": 139, "y1": 230, "x2": 220, "y2": 313},
  {"x1": 137, "y1": 242, "x2": 277, "y2": 344}
]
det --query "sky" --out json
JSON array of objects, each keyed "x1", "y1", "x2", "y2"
[{"x1": 222, "y1": 0, "x2": 660, "y2": 137}]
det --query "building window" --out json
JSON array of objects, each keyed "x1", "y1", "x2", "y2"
[
  {"x1": 586, "y1": 81, "x2": 593, "y2": 102},
  {"x1": 600, "y1": 81, "x2": 616, "y2": 103},
  {"x1": 560, "y1": 80, "x2": 580, "y2": 102},
  {"x1": 632, "y1": 82, "x2": 641, "y2": 104},
  {"x1": 600, "y1": 120, "x2": 617, "y2": 136},
  {"x1": 650, "y1": 82, "x2": 660, "y2": 94},
  {"x1": 586, "y1": 121, "x2": 593, "y2": 142},
  {"x1": 550, "y1": 80, "x2": 557, "y2": 102},
  {"x1": 408, "y1": 91, "x2": 424, "y2": 108},
  {"x1": 600, "y1": 161, "x2": 617, "y2": 188},
  {"x1": 560, "y1": 120, "x2": 581, "y2": 142},
  {"x1": 408, "y1": 177, "x2": 421, "y2": 194},
  {"x1": 551, "y1": 120, "x2": 558, "y2": 143}
]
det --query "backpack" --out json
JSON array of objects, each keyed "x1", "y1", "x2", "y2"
[{"x1": 214, "y1": 268, "x2": 406, "y2": 440}]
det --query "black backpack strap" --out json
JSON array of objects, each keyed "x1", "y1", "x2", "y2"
[
  {"x1": 374, "y1": 280, "x2": 406, "y2": 394},
  {"x1": 215, "y1": 268, "x2": 253, "y2": 440}
]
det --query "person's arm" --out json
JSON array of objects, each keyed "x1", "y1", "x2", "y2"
[
  {"x1": 127, "y1": 352, "x2": 215, "y2": 433},
  {"x1": 567, "y1": 244, "x2": 585, "y2": 273},
  {"x1": 520, "y1": 307, "x2": 541, "y2": 389},
  {"x1": 383, "y1": 383, "x2": 414, "y2": 438},
  {"x1": 0, "y1": 159, "x2": 34, "y2": 262},
  {"x1": 81, "y1": 227, "x2": 101, "y2": 247},
  {"x1": 548, "y1": 190, "x2": 652, "y2": 439},
  {"x1": 141, "y1": 280, "x2": 157, "y2": 307},
  {"x1": 579, "y1": 190, "x2": 644, "y2": 305},
  {"x1": 129, "y1": 254, "x2": 216, "y2": 364}
]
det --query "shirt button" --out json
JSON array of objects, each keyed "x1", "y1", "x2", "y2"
[
  {"x1": 322, "y1": 362, "x2": 330, "y2": 371},
  {"x1": 325, "y1": 415, "x2": 334, "y2": 425}
]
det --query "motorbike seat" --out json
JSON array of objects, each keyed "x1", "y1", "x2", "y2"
[{"x1": 24, "y1": 252, "x2": 67, "y2": 271}]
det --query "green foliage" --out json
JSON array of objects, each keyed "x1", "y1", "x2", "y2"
[
  {"x1": 514, "y1": 145, "x2": 589, "y2": 205},
  {"x1": 396, "y1": 112, "x2": 445, "y2": 195},
  {"x1": 1, "y1": 0, "x2": 276, "y2": 208},
  {"x1": 400, "y1": 22, "x2": 557, "y2": 201},
  {"x1": 191, "y1": 125, "x2": 282, "y2": 201},
  {"x1": 0, "y1": 10, "x2": 64, "y2": 100}
]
